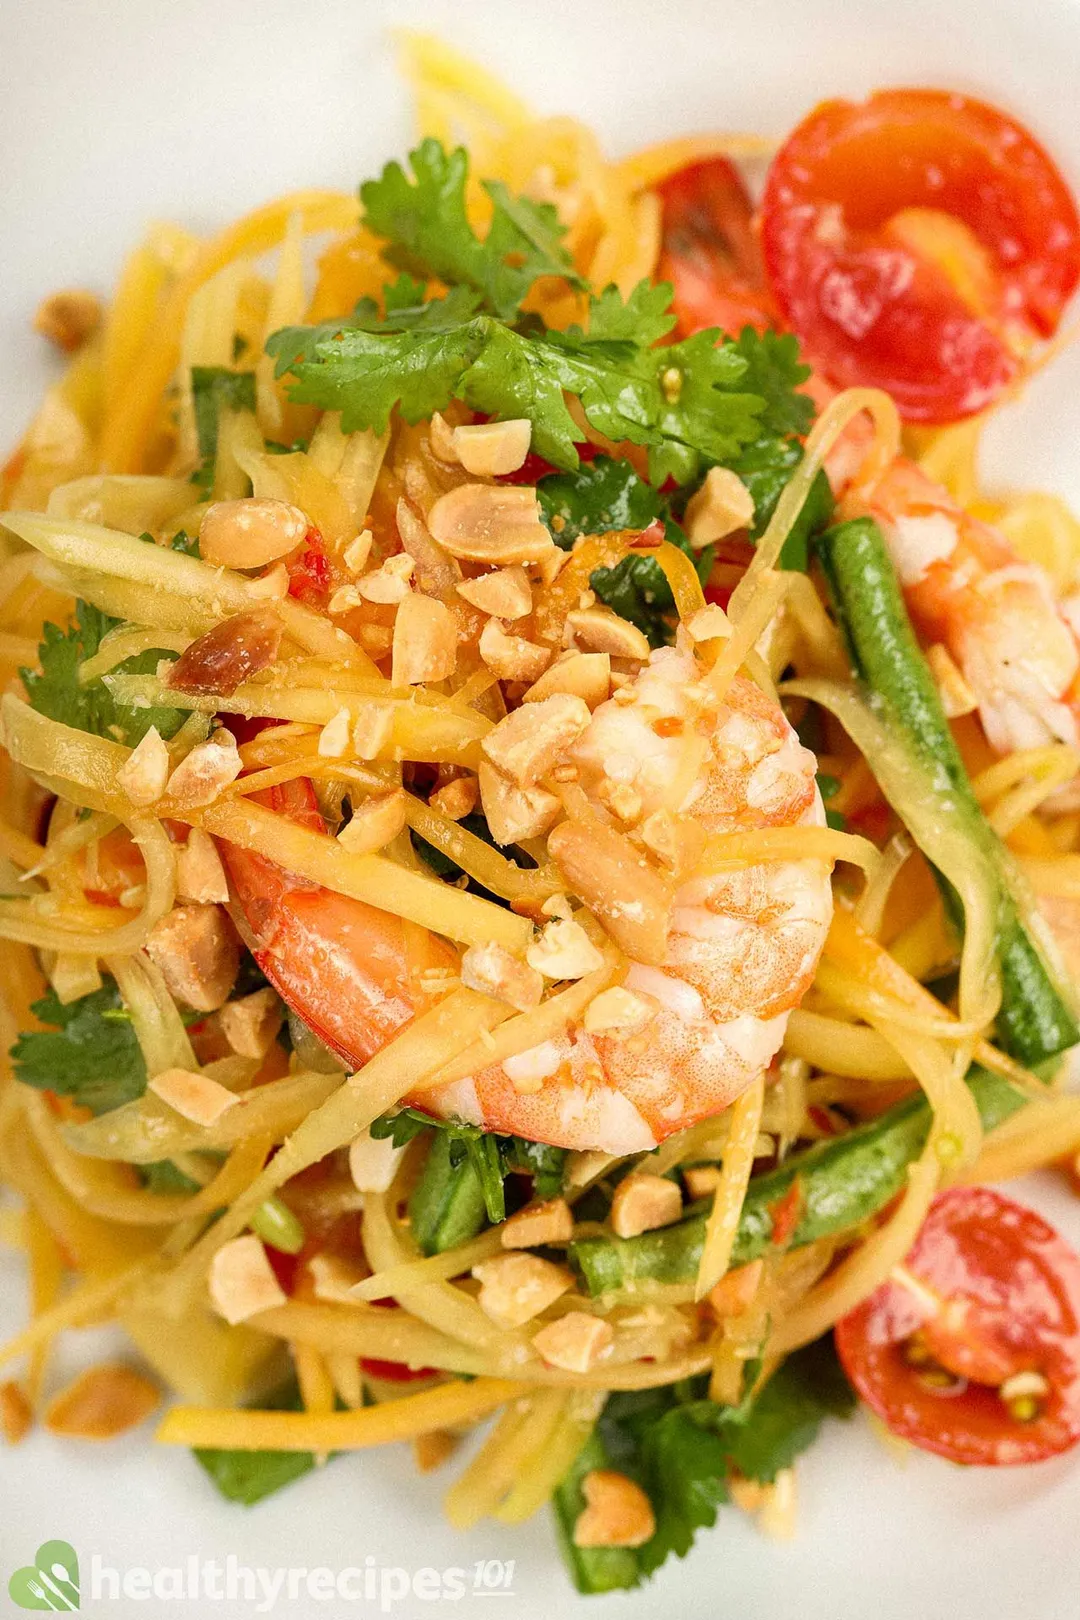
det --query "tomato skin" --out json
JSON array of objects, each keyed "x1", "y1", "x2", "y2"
[
  {"x1": 286, "y1": 529, "x2": 332, "y2": 607},
  {"x1": 359, "y1": 1357, "x2": 437, "y2": 1384},
  {"x1": 657, "y1": 157, "x2": 778, "y2": 339},
  {"x1": 836, "y1": 1187, "x2": 1080, "y2": 1465},
  {"x1": 761, "y1": 90, "x2": 1080, "y2": 421}
]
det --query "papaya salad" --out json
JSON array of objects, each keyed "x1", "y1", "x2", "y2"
[{"x1": 4, "y1": 35, "x2": 1080, "y2": 1594}]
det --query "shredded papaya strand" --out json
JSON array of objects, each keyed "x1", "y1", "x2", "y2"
[
  {"x1": 0, "y1": 1260, "x2": 152, "y2": 1370},
  {"x1": 156, "y1": 1377, "x2": 530, "y2": 1452},
  {"x1": 698, "y1": 825, "x2": 879, "y2": 878},
  {"x1": 99, "y1": 190, "x2": 359, "y2": 473},
  {"x1": 652, "y1": 539, "x2": 707, "y2": 621},
  {"x1": 694, "y1": 1073, "x2": 764, "y2": 1300}
]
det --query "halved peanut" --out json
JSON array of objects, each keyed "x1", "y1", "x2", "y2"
[
  {"x1": 478, "y1": 764, "x2": 560, "y2": 845},
  {"x1": 526, "y1": 917, "x2": 604, "y2": 981},
  {"x1": 165, "y1": 730, "x2": 243, "y2": 806},
  {"x1": 478, "y1": 619, "x2": 552, "y2": 683},
  {"x1": 610, "y1": 1173, "x2": 683, "y2": 1238},
  {"x1": 176, "y1": 827, "x2": 229, "y2": 904},
  {"x1": 451, "y1": 418, "x2": 532, "y2": 477},
  {"x1": 0, "y1": 1381, "x2": 32, "y2": 1445},
  {"x1": 149, "y1": 1066, "x2": 240, "y2": 1126},
  {"x1": 34, "y1": 288, "x2": 102, "y2": 352},
  {"x1": 547, "y1": 819, "x2": 672, "y2": 965},
  {"x1": 683, "y1": 466, "x2": 754, "y2": 547},
  {"x1": 707, "y1": 1258, "x2": 764, "y2": 1320},
  {"x1": 392, "y1": 595, "x2": 458, "y2": 686},
  {"x1": 500, "y1": 1198, "x2": 574, "y2": 1250},
  {"x1": 43, "y1": 1364, "x2": 159, "y2": 1439},
  {"x1": 481, "y1": 693, "x2": 591, "y2": 787},
  {"x1": 414, "y1": 1429, "x2": 460, "y2": 1473},
  {"x1": 117, "y1": 726, "x2": 170, "y2": 807},
  {"x1": 524, "y1": 651, "x2": 610, "y2": 710},
  {"x1": 219, "y1": 987, "x2": 283, "y2": 1059},
  {"x1": 566, "y1": 608, "x2": 650, "y2": 661},
  {"x1": 357, "y1": 553, "x2": 414, "y2": 604},
  {"x1": 573, "y1": 1469, "x2": 656, "y2": 1548},
  {"x1": 428, "y1": 484, "x2": 556, "y2": 566},
  {"x1": 456, "y1": 565, "x2": 533, "y2": 621},
  {"x1": 166, "y1": 607, "x2": 282, "y2": 696},
  {"x1": 199, "y1": 497, "x2": 309, "y2": 569},
  {"x1": 337, "y1": 790, "x2": 408, "y2": 854},
  {"x1": 472, "y1": 1253, "x2": 574, "y2": 1327},
  {"x1": 531, "y1": 1311, "x2": 613, "y2": 1373},
  {"x1": 145, "y1": 903, "x2": 240, "y2": 1011},
  {"x1": 209, "y1": 1234, "x2": 287, "y2": 1324},
  {"x1": 429, "y1": 775, "x2": 478, "y2": 821}
]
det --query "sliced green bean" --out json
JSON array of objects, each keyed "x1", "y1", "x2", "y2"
[
  {"x1": 407, "y1": 1131, "x2": 488, "y2": 1256},
  {"x1": 568, "y1": 1067, "x2": 1022, "y2": 1296},
  {"x1": 814, "y1": 516, "x2": 1078, "y2": 1065}
]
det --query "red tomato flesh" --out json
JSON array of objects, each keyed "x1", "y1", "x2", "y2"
[
  {"x1": 836, "y1": 1186, "x2": 1080, "y2": 1465},
  {"x1": 657, "y1": 156, "x2": 778, "y2": 338},
  {"x1": 761, "y1": 89, "x2": 1080, "y2": 421}
]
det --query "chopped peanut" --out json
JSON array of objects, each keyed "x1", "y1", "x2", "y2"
[
  {"x1": 527, "y1": 917, "x2": 604, "y2": 981},
  {"x1": 337, "y1": 790, "x2": 407, "y2": 854},
  {"x1": 117, "y1": 726, "x2": 170, "y2": 807},
  {"x1": 413, "y1": 1428, "x2": 460, "y2": 1473},
  {"x1": 307, "y1": 1252, "x2": 369, "y2": 1304},
  {"x1": 428, "y1": 483, "x2": 557, "y2": 567},
  {"x1": 566, "y1": 607, "x2": 651, "y2": 662},
  {"x1": 428, "y1": 411, "x2": 459, "y2": 464},
  {"x1": 524, "y1": 650, "x2": 610, "y2": 710},
  {"x1": 683, "y1": 466, "x2": 755, "y2": 547},
  {"x1": 683, "y1": 1164, "x2": 723, "y2": 1200},
  {"x1": 219, "y1": 987, "x2": 283, "y2": 1059},
  {"x1": 451, "y1": 418, "x2": 532, "y2": 477},
  {"x1": 0, "y1": 1381, "x2": 32, "y2": 1445},
  {"x1": 531, "y1": 1311, "x2": 613, "y2": 1373},
  {"x1": 165, "y1": 730, "x2": 243, "y2": 805},
  {"x1": 209, "y1": 1234, "x2": 287, "y2": 1324},
  {"x1": 478, "y1": 763, "x2": 560, "y2": 845},
  {"x1": 43, "y1": 1363, "x2": 160, "y2": 1439},
  {"x1": 602, "y1": 782, "x2": 642, "y2": 823},
  {"x1": 176, "y1": 827, "x2": 229, "y2": 904},
  {"x1": 328, "y1": 584, "x2": 363, "y2": 614},
  {"x1": 145, "y1": 903, "x2": 240, "y2": 1011},
  {"x1": 318, "y1": 707, "x2": 352, "y2": 757},
  {"x1": 199, "y1": 497, "x2": 309, "y2": 569},
  {"x1": 348, "y1": 1128, "x2": 404, "y2": 1193},
  {"x1": 456, "y1": 565, "x2": 533, "y2": 620},
  {"x1": 461, "y1": 941, "x2": 543, "y2": 1011},
  {"x1": 357, "y1": 553, "x2": 415, "y2": 604},
  {"x1": 149, "y1": 1066, "x2": 239, "y2": 1126},
  {"x1": 927, "y1": 641, "x2": 978, "y2": 718},
  {"x1": 573, "y1": 1469, "x2": 656, "y2": 1548},
  {"x1": 500, "y1": 1197, "x2": 574, "y2": 1249},
  {"x1": 351, "y1": 703, "x2": 394, "y2": 760},
  {"x1": 686, "y1": 604, "x2": 732, "y2": 643},
  {"x1": 34, "y1": 288, "x2": 102, "y2": 352},
  {"x1": 472, "y1": 1253, "x2": 574, "y2": 1326},
  {"x1": 343, "y1": 528, "x2": 374, "y2": 575},
  {"x1": 583, "y1": 986, "x2": 653, "y2": 1036},
  {"x1": 610, "y1": 1173, "x2": 683, "y2": 1239},
  {"x1": 392, "y1": 594, "x2": 458, "y2": 687},
  {"x1": 481, "y1": 693, "x2": 591, "y2": 787},
  {"x1": 478, "y1": 619, "x2": 552, "y2": 682},
  {"x1": 430, "y1": 775, "x2": 478, "y2": 821},
  {"x1": 708, "y1": 1258, "x2": 765, "y2": 1320},
  {"x1": 245, "y1": 561, "x2": 290, "y2": 600}
]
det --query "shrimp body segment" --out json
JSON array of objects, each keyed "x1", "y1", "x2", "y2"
[{"x1": 222, "y1": 644, "x2": 833, "y2": 1154}]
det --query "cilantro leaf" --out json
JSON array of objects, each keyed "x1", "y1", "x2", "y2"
[
  {"x1": 730, "y1": 435, "x2": 834, "y2": 572},
  {"x1": 586, "y1": 280, "x2": 677, "y2": 347},
  {"x1": 190, "y1": 366, "x2": 256, "y2": 490},
  {"x1": 359, "y1": 139, "x2": 582, "y2": 321},
  {"x1": 140, "y1": 1159, "x2": 202, "y2": 1195},
  {"x1": 729, "y1": 328, "x2": 814, "y2": 439},
  {"x1": 554, "y1": 1339, "x2": 854, "y2": 1590},
  {"x1": 22, "y1": 600, "x2": 185, "y2": 747},
  {"x1": 537, "y1": 455, "x2": 662, "y2": 549},
  {"x1": 370, "y1": 1106, "x2": 566, "y2": 1229},
  {"x1": 11, "y1": 979, "x2": 147, "y2": 1116}
]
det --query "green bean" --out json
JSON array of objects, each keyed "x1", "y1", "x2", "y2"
[
  {"x1": 407, "y1": 1131, "x2": 488, "y2": 1256},
  {"x1": 568, "y1": 1067, "x2": 1022, "y2": 1296},
  {"x1": 814, "y1": 516, "x2": 1078, "y2": 1065},
  {"x1": 551, "y1": 1430, "x2": 640, "y2": 1593},
  {"x1": 250, "y1": 1196, "x2": 305, "y2": 1255}
]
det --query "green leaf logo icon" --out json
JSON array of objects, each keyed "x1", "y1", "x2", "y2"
[{"x1": 8, "y1": 1541, "x2": 80, "y2": 1610}]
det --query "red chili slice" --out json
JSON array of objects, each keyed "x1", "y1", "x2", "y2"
[
  {"x1": 836, "y1": 1186, "x2": 1080, "y2": 1465},
  {"x1": 286, "y1": 528, "x2": 332, "y2": 607},
  {"x1": 760, "y1": 89, "x2": 1080, "y2": 421}
]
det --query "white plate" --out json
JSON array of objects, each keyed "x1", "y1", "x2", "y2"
[{"x1": 4, "y1": 2, "x2": 1080, "y2": 1615}]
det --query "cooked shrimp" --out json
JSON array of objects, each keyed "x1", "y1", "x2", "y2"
[
  {"x1": 657, "y1": 156, "x2": 1080, "y2": 790},
  {"x1": 221, "y1": 642, "x2": 833, "y2": 1154}
]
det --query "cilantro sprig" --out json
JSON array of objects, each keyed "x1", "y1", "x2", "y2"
[
  {"x1": 266, "y1": 139, "x2": 809, "y2": 484},
  {"x1": 22, "y1": 600, "x2": 185, "y2": 748},
  {"x1": 11, "y1": 979, "x2": 148, "y2": 1116}
]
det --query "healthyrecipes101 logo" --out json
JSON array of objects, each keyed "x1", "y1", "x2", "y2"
[
  {"x1": 9, "y1": 1541, "x2": 81, "y2": 1610},
  {"x1": 8, "y1": 1543, "x2": 517, "y2": 1611}
]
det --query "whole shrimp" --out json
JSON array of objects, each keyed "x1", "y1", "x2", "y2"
[
  {"x1": 222, "y1": 642, "x2": 832, "y2": 1154},
  {"x1": 656, "y1": 158, "x2": 1080, "y2": 772}
]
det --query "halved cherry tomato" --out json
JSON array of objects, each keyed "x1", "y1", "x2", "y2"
[
  {"x1": 657, "y1": 157, "x2": 778, "y2": 338},
  {"x1": 761, "y1": 89, "x2": 1080, "y2": 422},
  {"x1": 836, "y1": 1187, "x2": 1080, "y2": 1465}
]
